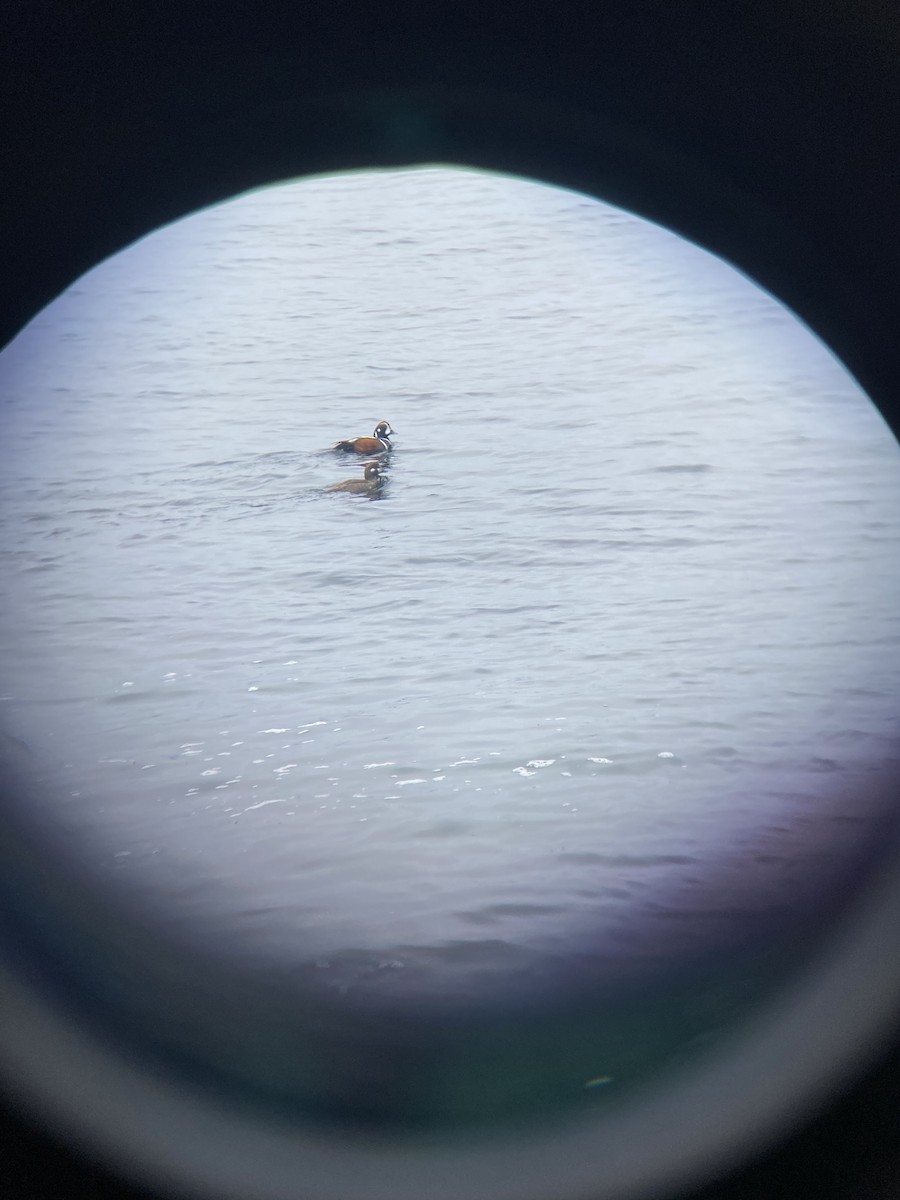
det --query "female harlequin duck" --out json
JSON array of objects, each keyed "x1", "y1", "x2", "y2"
[
  {"x1": 326, "y1": 461, "x2": 385, "y2": 494},
  {"x1": 333, "y1": 421, "x2": 395, "y2": 454}
]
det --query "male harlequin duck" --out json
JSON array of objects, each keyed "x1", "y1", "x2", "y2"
[
  {"x1": 326, "y1": 461, "x2": 385, "y2": 494},
  {"x1": 333, "y1": 421, "x2": 395, "y2": 454}
]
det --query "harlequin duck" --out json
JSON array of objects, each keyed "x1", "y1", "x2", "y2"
[
  {"x1": 333, "y1": 421, "x2": 395, "y2": 454},
  {"x1": 326, "y1": 461, "x2": 385, "y2": 494}
]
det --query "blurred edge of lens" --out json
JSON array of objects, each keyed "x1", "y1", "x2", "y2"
[{"x1": 0, "y1": 813, "x2": 899, "y2": 1200}]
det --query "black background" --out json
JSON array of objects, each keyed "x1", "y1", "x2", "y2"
[{"x1": 2, "y1": 3, "x2": 899, "y2": 1197}]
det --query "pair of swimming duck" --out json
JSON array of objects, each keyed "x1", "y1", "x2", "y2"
[{"x1": 326, "y1": 421, "x2": 395, "y2": 494}]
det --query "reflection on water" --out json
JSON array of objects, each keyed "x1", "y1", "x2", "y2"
[{"x1": 1, "y1": 169, "x2": 899, "y2": 1043}]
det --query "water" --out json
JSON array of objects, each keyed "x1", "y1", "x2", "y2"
[{"x1": 2, "y1": 166, "x2": 900, "y2": 1011}]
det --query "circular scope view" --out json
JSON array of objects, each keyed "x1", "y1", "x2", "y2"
[{"x1": 1, "y1": 167, "x2": 899, "y2": 1027}]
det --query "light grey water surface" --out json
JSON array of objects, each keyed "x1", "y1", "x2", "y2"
[{"x1": 2, "y1": 167, "x2": 900, "y2": 1004}]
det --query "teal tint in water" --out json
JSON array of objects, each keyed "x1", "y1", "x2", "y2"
[{"x1": 1, "y1": 167, "x2": 899, "y2": 1035}]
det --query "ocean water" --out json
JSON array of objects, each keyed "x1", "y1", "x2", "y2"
[{"x1": 1, "y1": 166, "x2": 899, "y2": 1010}]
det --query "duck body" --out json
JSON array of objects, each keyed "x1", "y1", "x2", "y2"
[
  {"x1": 333, "y1": 421, "x2": 395, "y2": 455},
  {"x1": 326, "y1": 461, "x2": 385, "y2": 494}
]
